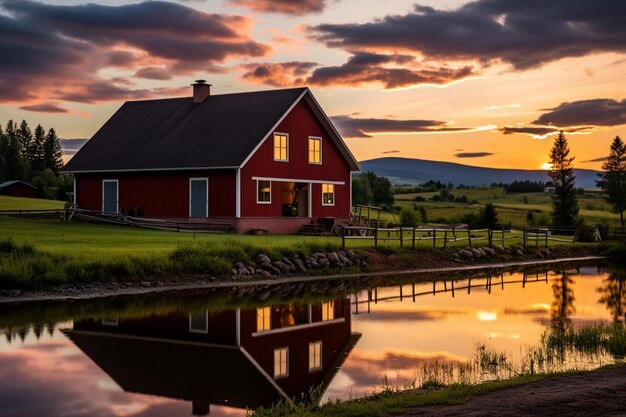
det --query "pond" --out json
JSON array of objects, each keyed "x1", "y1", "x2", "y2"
[{"x1": 1, "y1": 262, "x2": 624, "y2": 417}]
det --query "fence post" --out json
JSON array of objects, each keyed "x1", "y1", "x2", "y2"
[
  {"x1": 374, "y1": 226, "x2": 378, "y2": 248},
  {"x1": 433, "y1": 229, "x2": 437, "y2": 248},
  {"x1": 501, "y1": 226, "x2": 505, "y2": 246},
  {"x1": 412, "y1": 227, "x2": 416, "y2": 250},
  {"x1": 444, "y1": 230, "x2": 448, "y2": 248},
  {"x1": 488, "y1": 229, "x2": 493, "y2": 247},
  {"x1": 523, "y1": 227, "x2": 527, "y2": 248},
  {"x1": 468, "y1": 229, "x2": 472, "y2": 248},
  {"x1": 342, "y1": 226, "x2": 346, "y2": 250},
  {"x1": 399, "y1": 227, "x2": 403, "y2": 248},
  {"x1": 545, "y1": 229, "x2": 548, "y2": 247}
]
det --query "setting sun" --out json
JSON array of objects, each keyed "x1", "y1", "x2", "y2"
[{"x1": 540, "y1": 162, "x2": 553, "y2": 170}]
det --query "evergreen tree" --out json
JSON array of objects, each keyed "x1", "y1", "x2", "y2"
[
  {"x1": 44, "y1": 128, "x2": 63, "y2": 173},
  {"x1": 30, "y1": 124, "x2": 47, "y2": 171},
  {"x1": 548, "y1": 132, "x2": 579, "y2": 229},
  {"x1": 4, "y1": 120, "x2": 29, "y2": 181},
  {"x1": 0, "y1": 124, "x2": 7, "y2": 182},
  {"x1": 480, "y1": 203, "x2": 498, "y2": 228},
  {"x1": 17, "y1": 120, "x2": 34, "y2": 161},
  {"x1": 596, "y1": 136, "x2": 626, "y2": 229}
]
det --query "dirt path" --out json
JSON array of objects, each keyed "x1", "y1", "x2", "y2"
[{"x1": 402, "y1": 366, "x2": 626, "y2": 417}]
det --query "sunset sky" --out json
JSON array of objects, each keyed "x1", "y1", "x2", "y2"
[{"x1": 1, "y1": 0, "x2": 625, "y2": 170}]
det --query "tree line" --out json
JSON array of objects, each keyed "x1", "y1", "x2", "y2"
[{"x1": 0, "y1": 119, "x2": 71, "y2": 200}]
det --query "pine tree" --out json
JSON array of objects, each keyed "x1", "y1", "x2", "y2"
[
  {"x1": 17, "y1": 120, "x2": 34, "y2": 161},
  {"x1": 548, "y1": 132, "x2": 579, "y2": 229},
  {"x1": 44, "y1": 128, "x2": 63, "y2": 173},
  {"x1": 596, "y1": 136, "x2": 626, "y2": 229},
  {"x1": 480, "y1": 203, "x2": 498, "y2": 228},
  {"x1": 31, "y1": 124, "x2": 47, "y2": 171},
  {"x1": 0, "y1": 124, "x2": 7, "y2": 182},
  {"x1": 4, "y1": 119, "x2": 30, "y2": 181}
]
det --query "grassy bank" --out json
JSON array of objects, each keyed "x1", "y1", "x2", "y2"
[{"x1": 252, "y1": 322, "x2": 626, "y2": 417}]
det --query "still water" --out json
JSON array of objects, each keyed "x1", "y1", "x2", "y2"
[{"x1": 0, "y1": 263, "x2": 623, "y2": 416}]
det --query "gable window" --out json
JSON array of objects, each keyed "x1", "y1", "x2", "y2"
[
  {"x1": 257, "y1": 180, "x2": 271, "y2": 204},
  {"x1": 322, "y1": 184, "x2": 335, "y2": 206},
  {"x1": 274, "y1": 347, "x2": 289, "y2": 378},
  {"x1": 273, "y1": 132, "x2": 288, "y2": 162},
  {"x1": 257, "y1": 307, "x2": 271, "y2": 332},
  {"x1": 309, "y1": 341, "x2": 322, "y2": 371},
  {"x1": 308, "y1": 137, "x2": 322, "y2": 164},
  {"x1": 322, "y1": 301, "x2": 335, "y2": 321}
]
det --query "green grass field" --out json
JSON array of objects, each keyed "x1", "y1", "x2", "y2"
[{"x1": 391, "y1": 187, "x2": 619, "y2": 228}]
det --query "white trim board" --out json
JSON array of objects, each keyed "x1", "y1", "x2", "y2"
[
  {"x1": 252, "y1": 176, "x2": 345, "y2": 185},
  {"x1": 251, "y1": 318, "x2": 345, "y2": 337},
  {"x1": 63, "y1": 166, "x2": 238, "y2": 174}
]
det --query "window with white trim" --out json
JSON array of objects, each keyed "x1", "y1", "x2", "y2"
[
  {"x1": 322, "y1": 184, "x2": 335, "y2": 206},
  {"x1": 257, "y1": 307, "x2": 271, "y2": 331},
  {"x1": 189, "y1": 311, "x2": 208, "y2": 334},
  {"x1": 257, "y1": 180, "x2": 271, "y2": 204},
  {"x1": 309, "y1": 137, "x2": 321, "y2": 164},
  {"x1": 273, "y1": 133, "x2": 288, "y2": 161},
  {"x1": 322, "y1": 301, "x2": 334, "y2": 321},
  {"x1": 309, "y1": 341, "x2": 322, "y2": 371},
  {"x1": 274, "y1": 347, "x2": 289, "y2": 378}
]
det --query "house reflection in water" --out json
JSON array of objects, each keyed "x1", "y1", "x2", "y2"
[{"x1": 65, "y1": 298, "x2": 359, "y2": 415}]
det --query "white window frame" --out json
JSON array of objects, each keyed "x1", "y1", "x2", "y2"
[
  {"x1": 273, "y1": 132, "x2": 289, "y2": 162},
  {"x1": 256, "y1": 306, "x2": 271, "y2": 332},
  {"x1": 189, "y1": 177, "x2": 209, "y2": 217},
  {"x1": 102, "y1": 179, "x2": 119, "y2": 213},
  {"x1": 308, "y1": 136, "x2": 322, "y2": 165},
  {"x1": 256, "y1": 180, "x2": 272, "y2": 204},
  {"x1": 321, "y1": 183, "x2": 335, "y2": 206},
  {"x1": 274, "y1": 347, "x2": 289, "y2": 379},
  {"x1": 309, "y1": 341, "x2": 322, "y2": 372},
  {"x1": 189, "y1": 311, "x2": 209, "y2": 334},
  {"x1": 102, "y1": 318, "x2": 118, "y2": 327}
]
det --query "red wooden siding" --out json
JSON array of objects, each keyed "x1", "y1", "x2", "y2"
[
  {"x1": 76, "y1": 170, "x2": 236, "y2": 217},
  {"x1": 1, "y1": 183, "x2": 37, "y2": 198},
  {"x1": 241, "y1": 99, "x2": 352, "y2": 219}
]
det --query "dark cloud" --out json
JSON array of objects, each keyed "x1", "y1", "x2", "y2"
[
  {"x1": 331, "y1": 114, "x2": 471, "y2": 138},
  {"x1": 241, "y1": 61, "x2": 319, "y2": 87},
  {"x1": 60, "y1": 139, "x2": 88, "y2": 156},
  {"x1": 581, "y1": 156, "x2": 609, "y2": 163},
  {"x1": 312, "y1": 0, "x2": 626, "y2": 70},
  {"x1": 19, "y1": 102, "x2": 69, "y2": 113},
  {"x1": 307, "y1": 52, "x2": 476, "y2": 89},
  {"x1": 455, "y1": 152, "x2": 494, "y2": 158},
  {"x1": 229, "y1": 0, "x2": 326, "y2": 15},
  {"x1": 532, "y1": 98, "x2": 626, "y2": 127},
  {"x1": 382, "y1": 150, "x2": 400, "y2": 154},
  {"x1": 134, "y1": 67, "x2": 173, "y2": 81},
  {"x1": 0, "y1": 0, "x2": 269, "y2": 104},
  {"x1": 500, "y1": 125, "x2": 594, "y2": 138}
]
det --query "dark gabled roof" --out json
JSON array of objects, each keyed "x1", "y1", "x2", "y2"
[
  {"x1": 0, "y1": 180, "x2": 37, "y2": 189},
  {"x1": 63, "y1": 87, "x2": 359, "y2": 173}
]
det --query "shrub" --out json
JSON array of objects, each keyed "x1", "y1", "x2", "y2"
[
  {"x1": 414, "y1": 196, "x2": 426, "y2": 202},
  {"x1": 574, "y1": 225, "x2": 597, "y2": 242},
  {"x1": 400, "y1": 207, "x2": 419, "y2": 227}
]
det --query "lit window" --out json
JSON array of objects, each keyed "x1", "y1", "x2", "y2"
[
  {"x1": 309, "y1": 341, "x2": 322, "y2": 371},
  {"x1": 257, "y1": 307, "x2": 271, "y2": 331},
  {"x1": 322, "y1": 301, "x2": 334, "y2": 321},
  {"x1": 309, "y1": 137, "x2": 322, "y2": 164},
  {"x1": 274, "y1": 133, "x2": 288, "y2": 161},
  {"x1": 322, "y1": 184, "x2": 335, "y2": 206},
  {"x1": 257, "y1": 180, "x2": 271, "y2": 204},
  {"x1": 189, "y1": 311, "x2": 208, "y2": 333},
  {"x1": 274, "y1": 347, "x2": 289, "y2": 378}
]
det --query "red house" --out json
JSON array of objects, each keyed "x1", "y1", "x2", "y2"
[
  {"x1": 66, "y1": 298, "x2": 359, "y2": 415},
  {"x1": 0, "y1": 180, "x2": 37, "y2": 198},
  {"x1": 63, "y1": 81, "x2": 360, "y2": 234}
]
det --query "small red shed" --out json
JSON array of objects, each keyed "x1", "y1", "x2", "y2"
[
  {"x1": 0, "y1": 180, "x2": 37, "y2": 199},
  {"x1": 63, "y1": 82, "x2": 360, "y2": 234}
]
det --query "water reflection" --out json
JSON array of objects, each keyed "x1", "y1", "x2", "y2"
[{"x1": 1, "y1": 263, "x2": 623, "y2": 416}]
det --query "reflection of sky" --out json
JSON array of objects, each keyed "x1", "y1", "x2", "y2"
[
  {"x1": 0, "y1": 329, "x2": 245, "y2": 417},
  {"x1": 0, "y1": 270, "x2": 615, "y2": 414},
  {"x1": 324, "y1": 271, "x2": 613, "y2": 401}
]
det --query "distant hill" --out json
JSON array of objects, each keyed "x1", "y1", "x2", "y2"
[{"x1": 359, "y1": 157, "x2": 600, "y2": 189}]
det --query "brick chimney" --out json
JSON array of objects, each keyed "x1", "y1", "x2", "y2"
[{"x1": 192, "y1": 80, "x2": 211, "y2": 103}]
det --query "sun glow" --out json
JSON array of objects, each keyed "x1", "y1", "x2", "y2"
[{"x1": 540, "y1": 162, "x2": 553, "y2": 170}]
